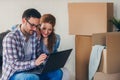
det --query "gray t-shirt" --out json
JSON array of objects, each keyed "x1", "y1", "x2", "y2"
[{"x1": 24, "y1": 39, "x2": 32, "y2": 61}]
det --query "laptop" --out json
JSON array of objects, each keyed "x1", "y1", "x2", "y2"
[{"x1": 26, "y1": 49, "x2": 72, "y2": 74}]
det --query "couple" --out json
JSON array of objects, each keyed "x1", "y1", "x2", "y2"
[{"x1": 1, "y1": 8, "x2": 62, "y2": 80}]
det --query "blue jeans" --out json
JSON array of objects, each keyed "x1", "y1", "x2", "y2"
[{"x1": 10, "y1": 69, "x2": 63, "y2": 80}]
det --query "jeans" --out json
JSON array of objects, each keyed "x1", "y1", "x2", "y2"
[{"x1": 10, "y1": 69, "x2": 63, "y2": 80}]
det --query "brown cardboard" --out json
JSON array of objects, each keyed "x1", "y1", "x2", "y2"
[
  {"x1": 75, "y1": 35, "x2": 92, "y2": 80},
  {"x1": 75, "y1": 32, "x2": 120, "y2": 80},
  {"x1": 106, "y1": 32, "x2": 120, "y2": 73},
  {"x1": 68, "y1": 3, "x2": 113, "y2": 35},
  {"x1": 94, "y1": 72, "x2": 120, "y2": 80},
  {"x1": 92, "y1": 32, "x2": 120, "y2": 74},
  {"x1": 92, "y1": 33, "x2": 106, "y2": 46}
]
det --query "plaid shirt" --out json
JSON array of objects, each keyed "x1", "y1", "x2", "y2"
[{"x1": 1, "y1": 25, "x2": 41, "y2": 80}]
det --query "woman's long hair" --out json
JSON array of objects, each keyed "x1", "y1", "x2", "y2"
[{"x1": 40, "y1": 14, "x2": 56, "y2": 53}]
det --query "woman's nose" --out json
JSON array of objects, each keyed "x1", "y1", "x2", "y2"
[{"x1": 44, "y1": 30, "x2": 48, "y2": 34}]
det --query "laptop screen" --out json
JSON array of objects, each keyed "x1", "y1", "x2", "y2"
[{"x1": 41, "y1": 49, "x2": 72, "y2": 74}]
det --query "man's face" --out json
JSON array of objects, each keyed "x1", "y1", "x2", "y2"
[{"x1": 23, "y1": 17, "x2": 40, "y2": 35}]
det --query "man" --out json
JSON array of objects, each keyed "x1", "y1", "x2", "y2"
[{"x1": 1, "y1": 8, "x2": 47, "y2": 80}]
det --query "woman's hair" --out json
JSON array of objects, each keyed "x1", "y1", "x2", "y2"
[{"x1": 40, "y1": 14, "x2": 56, "y2": 53}]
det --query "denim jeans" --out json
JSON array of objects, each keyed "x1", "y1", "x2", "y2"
[{"x1": 10, "y1": 69, "x2": 63, "y2": 80}]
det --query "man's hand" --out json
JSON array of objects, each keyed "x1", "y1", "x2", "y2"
[{"x1": 35, "y1": 53, "x2": 47, "y2": 66}]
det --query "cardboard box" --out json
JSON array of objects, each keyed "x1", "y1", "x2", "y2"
[
  {"x1": 75, "y1": 35, "x2": 92, "y2": 80},
  {"x1": 92, "y1": 32, "x2": 120, "y2": 74},
  {"x1": 68, "y1": 3, "x2": 113, "y2": 35},
  {"x1": 75, "y1": 32, "x2": 120, "y2": 80},
  {"x1": 94, "y1": 72, "x2": 120, "y2": 80}
]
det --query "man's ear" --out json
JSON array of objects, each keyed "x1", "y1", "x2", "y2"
[{"x1": 22, "y1": 18, "x2": 26, "y2": 23}]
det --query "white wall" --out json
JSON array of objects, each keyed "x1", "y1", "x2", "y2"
[
  {"x1": 0, "y1": 0, "x2": 120, "y2": 80},
  {"x1": 0, "y1": 0, "x2": 75, "y2": 80}
]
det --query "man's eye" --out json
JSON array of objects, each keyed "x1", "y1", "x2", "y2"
[
  {"x1": 31, "y1": 24, "x2": 35, "y2": 26},
  {"x1": 42, "y1": 28, "x2": 46, "y2": 30}
]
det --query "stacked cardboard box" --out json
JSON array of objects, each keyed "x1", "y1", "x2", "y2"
[
  {"x1": 92, "y1": 32, "x2": 120, "y2": 80},
  {"x1": 75, "y1": 35, "x2": 92, "y2": 80},
  {"x1": 68, "y1": 3, "x2": 113, "y2": 35},
  {"x1": 68, "y1": 3, "x2": 113, "y2": 80}
]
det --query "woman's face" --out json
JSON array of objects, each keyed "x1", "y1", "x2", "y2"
[{"x1": 40, "y1": 23, "x2": 53, "y2": 38}]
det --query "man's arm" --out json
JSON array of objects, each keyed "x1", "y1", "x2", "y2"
[{"x1": 3, "y1": 35, "x2": 36, "y2": 71}]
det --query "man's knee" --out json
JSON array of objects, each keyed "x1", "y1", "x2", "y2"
[
  {"x1": 10, "y1": 73, "x2": 39, "y2": 80},
  {"x1": 26, "y1": 74, "x2": 39, "y2": 80}
]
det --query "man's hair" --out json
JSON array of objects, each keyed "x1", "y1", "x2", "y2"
[{"x1": 22, "y1": 8, "x2": 41, "y2": 20}]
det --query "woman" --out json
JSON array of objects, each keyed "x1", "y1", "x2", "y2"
[{"x1": 38, "y1": 14, "x2": 63, "y2": 80}]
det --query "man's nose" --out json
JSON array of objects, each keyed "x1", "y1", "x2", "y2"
[{"x1": 32, "y1": 26, "x2": 37, "y2": 31}]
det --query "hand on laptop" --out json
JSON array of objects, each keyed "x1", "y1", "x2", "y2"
[{"x1": 35, "y1": 53, "x2": 47, "y2": 66}]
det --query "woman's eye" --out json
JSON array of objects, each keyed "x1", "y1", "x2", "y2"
[
  {"x1": 48, "y1": 29, "x2": 52, "y2": 31},
  {"x1": 42, "y1": 28, "x2": 46, "y2": 30}
]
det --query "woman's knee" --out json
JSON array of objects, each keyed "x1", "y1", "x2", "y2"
[
  {"x1": 49, "y1": 69, "x2": 63, "y2": 79},
  {"x1": 57, "y1": 69, "x2": 63, "y2": 77}
]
